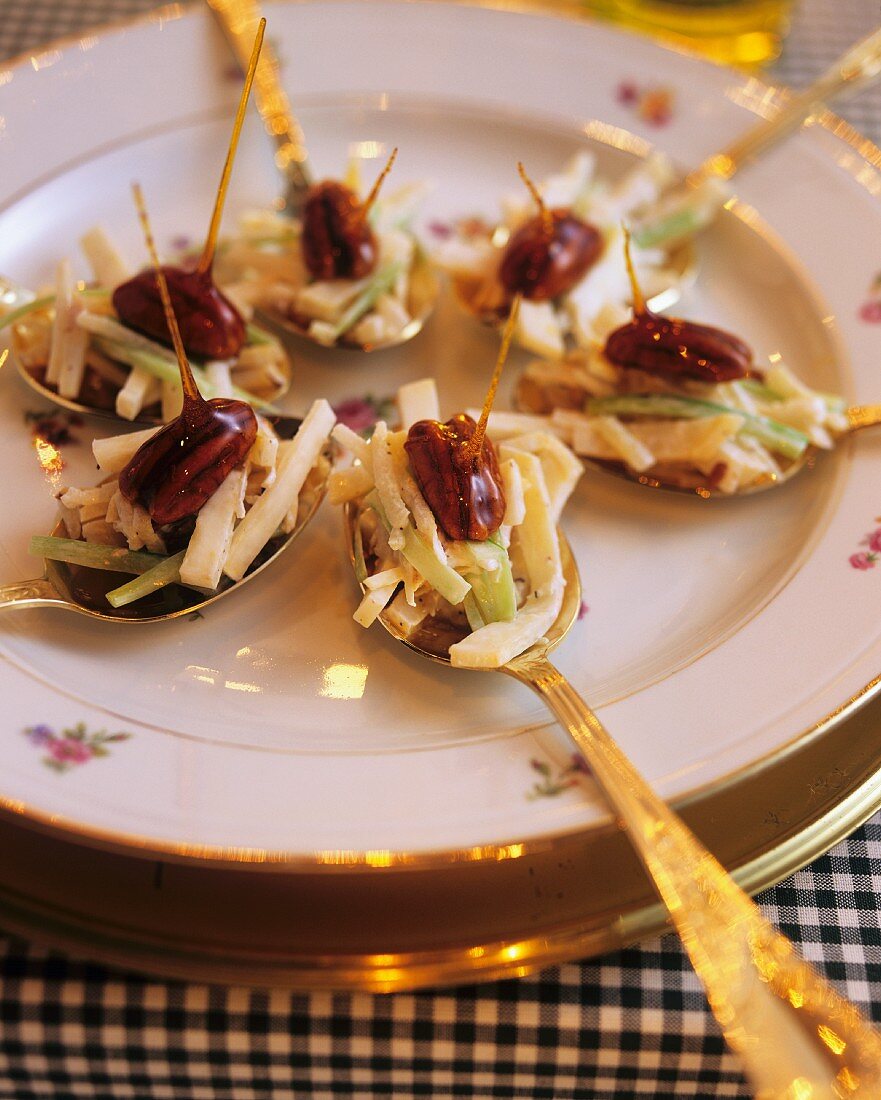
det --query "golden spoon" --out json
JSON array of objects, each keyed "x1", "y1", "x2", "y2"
[
  {"x1": 1, "y1": 18, "x2": 289, "y2": 425},
  {"x1": 205, "y1": 0, "x2": 439, "y2": 353},
  {"x1": 0, "y1": 450, "x2": 328, "y2": 623},
  {"x1": 345, "y1": 508, "x2": 881, "y2": 1095},
  {"x1": 0, "y1": 166, "x2": 333, "y2": 623}
]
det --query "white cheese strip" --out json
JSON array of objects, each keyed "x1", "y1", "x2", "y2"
[
  {"x1": 180, "y1": 467, "x2": 247, "y2": 589},
  {"x1": 93, "y1": 426, "x2": 160, "y2": 473},
  {"x1": 397, "y1": 378, "x2": 440, "y2": 429},
  {"x1": 80, "y1": 227, "x2": 130, "y2": 288},
  {"x1": 223, "y1": 399, "x2": 335, "y2": 581},
  {"x1": 46, "y1": 259, "x2": 75, "y2": 387},
  {"x1": 115, "y1": 365, "x2": 160, "y2": 421}
]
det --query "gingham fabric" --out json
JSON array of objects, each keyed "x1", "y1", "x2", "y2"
[
  {"x1": 1, "y1": 821, "x2": 880, "y2": 1098},
  {"x1": 1, "y1": 1, "x2": 881, "y2": 1097}
]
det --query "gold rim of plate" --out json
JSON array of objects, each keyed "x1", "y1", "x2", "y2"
[
  {"x1": 1, "y1": 685, "x2": 880, "y2": 990},
  {"x1": 0, "y1": 0, "x2": 880, "y2": 914}
]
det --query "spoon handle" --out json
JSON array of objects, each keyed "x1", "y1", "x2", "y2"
[
  {"x1": 847, "y1": 405, "x2": 881, "y2": 432},
  {"x1": 505, "y1": 654, "x2": 881, "y2": 1097},
  {"x1": 0, "y1": 577, "x2": 65, "y2": 611},
  {"x1": 690, "y1": 25, "x2": 881, "y2": 186},
  {"x1": 205, "y1": 0, "x2": 312, "y2": 215}
]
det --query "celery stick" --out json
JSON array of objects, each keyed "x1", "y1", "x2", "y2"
[
  {"x1": 30, "y1": 536, "x2": 164, "y2": 574},
  {"x1": 105, "y1": 550, "x2": 187, "y2": 608},
  {"x1": 0, "y1": 295, "x2": 55, "y2": 331},
  {"x1": 586, "y1": 394, "x2": 809, "y2": 461},
  {"x1": 94, "y1": 337, "x2": 279, "y2": 413},
  {"x1": 463, "y1": 592, "x2": 487, "y2": 633},
  {"x1": 365, "y1": 494, "x2": 471, "y2": 606},
  {"x1": 329, "y1": 261, "x2": 403, "y2": 341},
  {"x1": 245, "y1": 323, "x2": 276, "y2": 346},
  {"x1": 353, "y1": 521, "x2": 368, "y2": 585},
  {"x1": 459, "y1": 540, "x2": 517, "y2": 625},
  {"x1": 631, "y1": 207, "x2": 706, "y2": 250}
]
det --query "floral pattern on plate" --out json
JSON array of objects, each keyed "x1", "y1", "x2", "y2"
[
  {"x1": 615, "y1": 81, "x2": 675, "y2": 127},
  {"x1": 849, "y1": 520, "x2": 881, "y2": 570},
  {"x1": 24, "y1": 722, "x2": 131, "y2": 774},
  {"x1": 527, "y1": 755, "x2": 589, "y2": 800}
]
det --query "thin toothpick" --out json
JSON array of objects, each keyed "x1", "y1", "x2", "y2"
[
  {"x1": 132, "y1": 183, "x2": 201, "y2": 403},
  {"x1": 518, "y1": 161, "x2": 553, "y2": 240},
  {"x1": 362, "y1": 147, "x2": 398, "y2": 218},
  {"x1": 622, "y1": 224, "x2": 646, "y2": 315},
  {"x1": 469, "y1": 295, "x2": 521, "y2": 462},
  {"x1": 196, "y1": 18, "x2": 266, "y2": 276}
]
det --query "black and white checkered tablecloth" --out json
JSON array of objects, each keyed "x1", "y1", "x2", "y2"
[{"x1": 1, "y1": 0, "x2": 881, "y2": 1096}]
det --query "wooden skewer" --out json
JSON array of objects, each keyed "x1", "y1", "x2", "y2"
[
  {"x1": 518, "y1": 161, "x2": 553, "y2": 240},
  {"x1": 362, "y1": 147, "x2": 399, "y2": 218},
  {"x1": 196, "y1": 18, "x2": 266, "y2": 276},
  {"x1": 469, "y1": 294, "x2": 521, "y2": 461},
  {"x1": 132, "y1": 183, "x2": 201, "y2": 403}
]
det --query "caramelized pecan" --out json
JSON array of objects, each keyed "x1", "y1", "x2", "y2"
[
  {"x1": 604, "y1": 310, "x2": 753, "y2": 384},
  {"x1": 405, "y1": 414, "x2": 506, "y2": 542},
  {"x1": 499, "y1": 210, "x2": 602, "y2": 301},
  {"x1": 119, "y1": 396, "x2": 257, "y2": 525},
  {"x1": 112, "y1": 266, "x2": 246, "y2": 360},
  {"x1": 301, "y1": 180, "x2": 378, "y2": 281}
]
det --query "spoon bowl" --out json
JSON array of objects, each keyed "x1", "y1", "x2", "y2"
[
  {"x1": 0, "y1": 437, "x2": 331, "y2": 622},
  {"x1": 207, "y1": 0, "x2": 439, "y2": 353},
  {"x1": 344, "y1": 500, "x2": 881, "y2": 1091},
  {"x1": 512, "y1": 394, "x2": 881, "y2": 499},
  {"x1": 253, "y1": 247, "x2": 440, "y2": 353},
  {"x1": 2, "y1": 277, "x2": 292, "y2": 426}
]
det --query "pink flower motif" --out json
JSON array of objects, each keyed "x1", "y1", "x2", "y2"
[
  {"x1": 850, "y1": 552, "x2": 876, "y2": 571},
  {"x1": 868, "y1": 529, "x2": 881, "y2": 554},
  {"x1": 333, "y1": 398, "x2": 382, "y2": 434},
  {"x1": 616, "y1": 81, "x2": 639, "y2": 106},
  {"x1": 48, "y1": 738, "x2": 93, "y2": 765},
  {"x1": 577, "y1": 601, "x2": 589, "y2": 620},
  {"x1": 427, "y1": 220, "x2": 453, "y2": 240},
  {"x1": 859, "y1": 300, "x2": 881, "y2": 324}
]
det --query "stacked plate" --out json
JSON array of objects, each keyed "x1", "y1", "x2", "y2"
[{"x1": 1, "y1": 0, "x2": 881, "y2": 989}]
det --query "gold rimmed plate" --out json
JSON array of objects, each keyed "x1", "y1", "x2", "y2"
[{"x1": 0, "y1": 0, "x2": 880, "y2": 990}]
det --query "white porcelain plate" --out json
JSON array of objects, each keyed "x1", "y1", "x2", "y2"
[{"x1": 2, "y1": 0, "x2": 881, "y2": 862}]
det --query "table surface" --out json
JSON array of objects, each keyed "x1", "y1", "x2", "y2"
[{"x1": 1, "y1": 0, "x2": 880, "y2": 1097}]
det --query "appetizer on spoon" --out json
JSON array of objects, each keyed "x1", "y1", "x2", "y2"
[
  {"x1": 335, "y1": 337, "x2": 881, "y2": 1098},
  {"x1": 439, "y1": 27, "x2": 881, "y2": 362},
  {"x1": 0, "y1": 184, "x2": 334, "y2": 623},
  {"x1": 435, "y1": 158, "x2": 696, "y2": 360},
  {"x1": 509, "y1": 231, "x2": 852, "y2": 497},
  {"x1": 206, "y1": 0, "x2": 438, "y2": 352},
  {"x1": 331, "y1": 300, "x2": 583, "y2": 667},
  {"x1": 0, "y1": 17, "x2": 290, "y2": 425}
]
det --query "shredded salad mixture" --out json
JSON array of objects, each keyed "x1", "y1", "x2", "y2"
[
  {"x1": 513, "y1": 316, "x2": 847, "y2": 494},
  {"x1": 213, "y1": 164, "x2": 431, "y2": 349},
  {"x1": 0, "y1": 227, "x2": 290, "y2": 421},
  {"x1": 329, "y1": 378, "x2": 582, "y2": 669},
  {"x1": 433, "y1": 152, "x2": 727, "y2": 360},
  {"x1": 32, "y1": 398, "x2": 335, "y2": 609}
]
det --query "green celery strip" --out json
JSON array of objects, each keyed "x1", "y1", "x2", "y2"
[
  {"x1": 586, "y1": 393, "x2": 810, "y2": 461},
  {"x1": 30, "y1": 536, "x2": 165, "y2": 574},
  {"x1": 94, "y1": 337, "x2": 279, "y2": 413},
  {"x1": 329, "y1": 261, "x2": 403, "y2": 342},
  {"x1": 353, "y1": 521, "x2": 368, "y2": 585},
  {"x1": 631, "y1": 207, "x2": 706, "y2": 250},
  {"x1": 365, "y1": 493, "x2": 471, "y2": 607},
  {"x1": 0, "y1": 295, "x2": 56, "y2": 331},
  {"x1": 459, "y1": 540, "x2": 517, "y2": 625},
  {"x1": 105, "y1": 550, "x2": 187, "y2": 608},
  {"x1": 463, "y1": 592, "x2": 487, "y2": 633},
  {"x1": 245, "y1": 323, "x2": 276, "y2": 346},
  {"x1": 741, "y1": 376, "x2": 846, "y2": 413}
]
